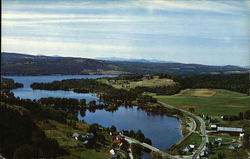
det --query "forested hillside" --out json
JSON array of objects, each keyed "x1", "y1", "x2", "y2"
[
  {"x1": 30, "y1": 73, "x2": 249, "y2": 95},
  {"x1": 1, "y1": 52, "x2": 247, "y2": 76}
]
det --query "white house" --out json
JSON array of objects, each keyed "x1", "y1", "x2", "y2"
[
  {"x1": 210, "y1": 124, "x2": 217, "y2": 130},
  {"x1": 240, "y1": 133, "x2": 245, "y2": 141},
  {"x1": 72, "y1": 133, "x2": 80, "y2": 140},
  {"x1": 109, "y1": 149, "x2": 115, "y2": 155}
]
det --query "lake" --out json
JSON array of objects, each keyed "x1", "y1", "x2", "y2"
[
  {"x1": 5, "y1": 75, "x2": 115, "y2": 104},
  {"x1": 79, "y1": 107, "x2": 181, "y2": 149},
  {"x1": 4, "y1": 75, "x2": 181, "y2": 158}
]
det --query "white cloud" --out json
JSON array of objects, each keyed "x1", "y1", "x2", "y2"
[
  {"x1": 1, "y1": 37, "x2": 134, "y2": 57},
  {"x1": 137, "y1": 0, "x2": 247, "y2": 15},
  {"x1": 4, "y1": 0, "x2": 247, "y2": 16},
  {"x1": 2, "y1": 13, "x2": 133, "y2": 19},
  {"x1": 2, "y1": 13, "x2": 159, "y2": 26},
  {"x1": 2, "y1": 18, "x2": 137, "y2": 25},
  {"x1": 2, "y1": 0, "x2": 249, "y2": 66}
]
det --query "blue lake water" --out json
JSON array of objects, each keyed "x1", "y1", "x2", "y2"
[
  {"x1": 4, "y1": 75, "x2": 114, "y2": 103},
  {"x1": 79, "y1": 106, "x2": 181, "y2": 149},
  {"x1": 4, "y1": 75, "x2": 182, "y2": 158}
]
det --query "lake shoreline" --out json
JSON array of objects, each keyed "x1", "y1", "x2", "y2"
[{"x1": 4, "y1": 75, "x2": 182, "y2": 151}]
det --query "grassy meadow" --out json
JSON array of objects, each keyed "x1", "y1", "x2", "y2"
[
  {"x1": 155, "y1": 89, "x2": 250, "y2": 117},
  {"x1": 98, "y1": 76, "x2": 176, "y2": 89},
  {"x1": 37, "y1": 120, "x2": 112, "y2": 159}
]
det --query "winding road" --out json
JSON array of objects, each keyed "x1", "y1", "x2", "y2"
[
  {"x1": 121, "y1": 101, "x2": 208, "y2": 159},
  {"x1": 158, "y1": 101, "x2": 208, "y2": 159}
]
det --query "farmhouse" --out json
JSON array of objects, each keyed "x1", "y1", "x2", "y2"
[
  {"x1": 215, "y1": 138, "x2": 222, "y2": 146},
  {"x1": 210, "y1": 124, "x2": 217, "y2": 130},
  {"x1": 184, "y1": 144, "x2": 195, "y2": 152},
  {"x1": 72, "y1": 133, "x2": 81, "y2": 140},
  {"x1": 109, "y1": 149, "x2": 119, "y2": 159},
  {"x1": 217, "y1": 127, "x2": 243, "y2": 133},
  {"x1": 72, "y1": 132, "x2": 95, "y2": 142},
  {"x1": 239, "y1": 133, "x2": 245, "y2": 141}
]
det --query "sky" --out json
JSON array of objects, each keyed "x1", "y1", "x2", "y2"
[{"x1": 2, "y1": 0, "x2": 250, "y2": 66}]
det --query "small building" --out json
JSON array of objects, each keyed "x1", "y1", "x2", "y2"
[
  {"x1": 119, "y1": 136, "x2": 125, "y2": 140},
  {"x1": 86, "y1": 133, "x2": 94, "y2": 139},
  {"x1": 109, "y1": 149, "x2": 115, "y2": 155},
  {"x1": 184, "y1": 146, "x2": 191, "y2": 152},
  {"x1": 184, "y1": 145, "x2": 195, "y2": 152},
  {"x1": 201, "y1": 113, "x2": 206, "y2": 119},
  {"x1": 72, "y1": 132, "x2": 94, "y2": 142},
  {"x1": 217, "y1": 127, "x2": 243, "y2": 133},
  {"x1": 83, "y1": 140, "x2": 89, "y2": 144},
  {"x1": 204, "y1": 147, "x2": 211, "y2": 155},
  {"x1": 215, "y1": 138, "x2": 222, "y2": 146},
  {"x1": 119, "y1": 131, "x2": 124, "y2": 136},
  {"x1": 239, "y1": 133, "x2": 245, "y2": 141},
  {"x1": 229, "y1": 145, "x2": 238, "y2": 150},
  {"x1": 113, "y1": 139, "x2": 121, "y2": 144},
  {"x1": 111, "y1": 154, "x2": 119, "y2": 159},
  {"x1": 189, "y1": 145, "x2": 195, "y2": 149},
  {"x1": 72, "y1": 133, "x2": 80, "y2": 140},
  {"x1": 210, "y1": 124, "x2": 217, "y2": 130}
]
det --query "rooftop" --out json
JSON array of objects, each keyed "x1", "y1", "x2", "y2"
[{"x1": 217, "y1": 127, "x2": 243, "y2": 132}]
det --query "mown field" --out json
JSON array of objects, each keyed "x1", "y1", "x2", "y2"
[
  {"x1": 157, "y1": 89, "x2": 250, "y2": 159},
  {"x1": 155, "y1": 89, "x2": 250, "y2": 117},
  {"x1": 98, "y1": 76, "x2": 176, "y2": 89}
]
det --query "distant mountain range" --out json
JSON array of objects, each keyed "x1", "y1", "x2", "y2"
[
  {"x1": 95, "y1": 57, "x2": 176, "y2": 63},
  {"x1": 242, "y1": 65, "x2": 250, "y2": 69},
  {"x1": 1, "y1": 52, "x2": 248, "y2": 76}
]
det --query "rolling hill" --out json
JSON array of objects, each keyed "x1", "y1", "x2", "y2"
[{"x1": 1, "y1": 52, "x2": 247, "y2": 76}]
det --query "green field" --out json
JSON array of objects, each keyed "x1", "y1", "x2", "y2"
[
  {"x1": 70, "y1": 149, "x2": 110, "y2": 159},
  {"x1": 38, "y1": 120, "x2": 112, "y2": 159},
  {"x1": 98, "y1": 76, "x2": 176, "y2": 89},
  {"x1": 155, "y1": 89, "x2": 250, "y2": 117},
  {"x1": 169, "y1": 133, "x2": 202, "y2": 155}
]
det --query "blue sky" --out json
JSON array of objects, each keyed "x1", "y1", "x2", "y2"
[{"x1": 2, "y1": 0, "x2": 250, "y2": 66}]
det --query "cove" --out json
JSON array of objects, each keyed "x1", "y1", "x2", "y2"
[
  {"x1": 4, "y1": 75, "x2": 115, "y2": 103},
  {"x1": 79, "y1": 106, "x2": 181, "y2": 150},
  {"x1": 4, "y1": 75, "x2": 182, "y2": 157}
]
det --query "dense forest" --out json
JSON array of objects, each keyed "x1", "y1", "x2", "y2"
[
  {"x1": 2, "y1": 52, "x2": 247, "y2": 76},
  {"x1": 1, "y1": 78, "x2": 157, "y2": 158},
  {"x1": 31, "y1": 78, "x2": 164, "y2": 106},
  {"x1": 31, "y1": 78, "x2": 112, "y2": 93},
  {"x1": 30, "y1": 73, "x2": 249, "y2": 97},
  {"x1": 28, "y1": 73, "x2": 249, "y2": 120},
  {"x1": 0, "y1": 78, "x2": 23, "y2": 91},
  {"x1": 0, "y1": 80, "x2": 67, "y2": 158},
  {"x1": 30, "y1": 76, "x2": 185, "y2": 118},
  {"x1": 0, "y1": 104, "x2": 65, "y2": 158},
  {"x1": 180, "y1": 73, "x2": 249, "y2": 95}
]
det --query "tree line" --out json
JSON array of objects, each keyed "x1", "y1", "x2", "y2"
[
  {"x1": 222, "y1": 110, "x2": 250, "y2": 121},
  {"x1": 180, "y1": 73, "x2": 249, "y2": 95},
  {"x1": 0, "y1": 104, "x2": 65, "y2": 158},
  {"x1": 0, "y1": 78, "x2": 23, "y2": 91},
  {"x1": 30, "y1": 73, "x2": 249, "y2": 101},
  {"x1": 31, "y1": 78, "x2": 112, "y2": 93}
]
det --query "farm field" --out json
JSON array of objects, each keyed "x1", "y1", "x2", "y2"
[
  {"x1": 98, "y1": 76, "x2": 176, "y2": 89},
  {"x1": 155, "y1": 89, "x2": 250, "y2": 117}
]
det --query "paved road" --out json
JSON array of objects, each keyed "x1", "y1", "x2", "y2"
[
  {"x1": 122, "y1": 135, "x2": 177, "y2": 159},
  {"x1": 128, "y1": 147, "x2": 133, "y2": 159},
  {"x1": 172, "y1": 115, "x2": 196, "y2": 148},
  {"x1": 158, "y1": 101, "x2": 208, "y2": 159}
]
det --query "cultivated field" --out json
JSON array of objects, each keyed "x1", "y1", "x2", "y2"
[
  {"x1": 155, "y1": 89, "x2": 250, "y2": 117},
  {"x1": 98, "y1": 76, "x2": 176, "y2": 89}
]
